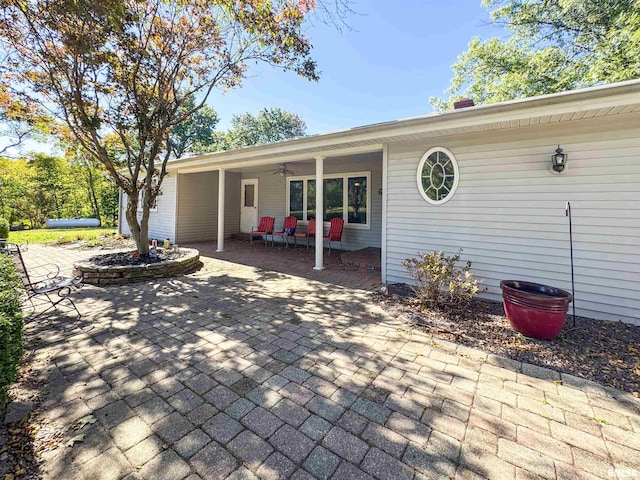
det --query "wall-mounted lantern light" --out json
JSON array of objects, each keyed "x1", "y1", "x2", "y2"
[{"x1": 551, "y1": 146, "x2": 568, "y2": 173}]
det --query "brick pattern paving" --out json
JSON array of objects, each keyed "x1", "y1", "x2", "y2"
[
  {"x1": 190, "y1": 240, "x2": 383, "y2": 291},
  {"x1": 8, "y1": 244, "x2": 640, "y2": 480}
]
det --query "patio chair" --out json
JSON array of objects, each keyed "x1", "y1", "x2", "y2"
[
  {"x1": 293, "y1": 219, "x2": 316, "y2": 249},
  {"x1": 249, "y1": 216, "x2": 275, "y2": 247},
  {"x1": 324, "y1": 217, "x2": 344, "y2": 254},
  {"x1": 0, "y1": 241, "x2": 83, "y2": 319},
  {"x1": 272, "y1": 216, "x2": 298, "y2": 248}
]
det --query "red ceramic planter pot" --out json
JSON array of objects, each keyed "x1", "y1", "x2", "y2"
[{"x1": 500, "y1": 280, "x2": 573, "y2": 340}]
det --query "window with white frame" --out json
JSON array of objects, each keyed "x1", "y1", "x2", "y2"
[
  {"x1": 137, "y1": 189, "x2": 158, "y2": 212},
  {"x1": 287, "y1": 172, "x2": 371, "y2": 228},
  {"x1": 416, "y1": 147, "x2": 459, "y2": 205}
]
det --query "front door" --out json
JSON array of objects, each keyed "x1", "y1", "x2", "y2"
[{"x1": 240, "y1": 179, "x2": 258, "y2": 233}]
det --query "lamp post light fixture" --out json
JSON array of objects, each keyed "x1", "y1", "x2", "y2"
[{"x1": 551, "y1": 145, "x2": 568, "y2": 173}]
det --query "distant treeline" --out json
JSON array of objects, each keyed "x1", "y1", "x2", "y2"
[{"x1": 0, "y1": 153, "x2": 119, "y2": 228}]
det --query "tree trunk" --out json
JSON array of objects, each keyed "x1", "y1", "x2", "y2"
[
  {"x1": 86, "y1": 167, "x2": 101, "y2": 224},
  {"x1": 139, "y1": 214, "x2": 150, "y2": 254},
  {"x1": 52, "y1": 189, "x2": 61, "y2": 219},
  {"x1": 112, "y1": 202, "x2": 118, "y2": 228},
  {"x1": 124, "y1": 189, "x2": 150, "y2": 255}
]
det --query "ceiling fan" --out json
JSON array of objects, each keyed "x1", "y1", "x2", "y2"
[{"x1": 267, "y1": 163, "x2": 296, "y2": 177}]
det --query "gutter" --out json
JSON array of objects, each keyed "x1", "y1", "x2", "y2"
[{"x1": 168, "y1": 79, "x2": 640, "y2": 168}]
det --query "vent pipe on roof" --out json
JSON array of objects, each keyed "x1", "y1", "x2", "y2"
[{"x1": 453, "y1": 98, "x2": 475, "y2": 109}]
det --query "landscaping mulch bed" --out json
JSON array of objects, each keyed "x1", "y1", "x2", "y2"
[
  {"x1": 54, "y1": 233, "x2": 135, "y2": 251},
  {"x1": 376, "y1": 283, "x2": 640, "y2": 395},
  {"x1": 88, "y1": 249, "x2": 182, "y2": 266}
]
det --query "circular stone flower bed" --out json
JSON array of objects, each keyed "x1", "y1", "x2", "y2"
[{"x1": 73, "y1": 248, "x2": 200, "y2": 285}]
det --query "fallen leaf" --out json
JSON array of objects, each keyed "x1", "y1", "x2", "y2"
[
  {"x1": 75, "y1": 415, "x2": 97, "y2": 430},
  {"x1": 5, "y1": 474, "x2": 15, "y2": 480},
  {"x1": 553, "y1": 380, "x2": 563, "y2": 385},
  {"x1": 66, "y1": 434, "x2": 85, "y2": 447}
]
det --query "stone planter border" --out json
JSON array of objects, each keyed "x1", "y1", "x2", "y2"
[{"x1": 73, "y1": 248, "x2": 200, "y2": 285}]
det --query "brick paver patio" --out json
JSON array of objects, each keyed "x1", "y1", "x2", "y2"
[
  {"x1": 191, "y1": 240, "x2": 382, "y2": 291},
  {"x1": 5, "y1": 244, "x2": 640, "y2": 480}
]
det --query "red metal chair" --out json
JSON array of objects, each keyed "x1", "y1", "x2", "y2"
[
  {"x1": 272, "y1": 216, "x2": 298, "y2": 247},
  {"x1": 324, "y1": 217, "x2": 344, "y2": 254},
  {"x1": 293, "y1": 219, "x2": 316, "y2": 249},
  {"x1": 250, "y1": 216, "x2": 275, "y2": 246}
]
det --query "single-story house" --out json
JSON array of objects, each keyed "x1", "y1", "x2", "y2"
[{"x1": 119, "y1": 80, "x2": 640, "y2": 325}]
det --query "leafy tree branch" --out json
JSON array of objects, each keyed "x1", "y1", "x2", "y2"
[
  {"x1": 0, "y1": 0, "x2": 349, "y2": 254},
  {"x1": 432, "y1": 0, "x2": 640, "y2": 110}
]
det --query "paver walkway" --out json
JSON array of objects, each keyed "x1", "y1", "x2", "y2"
[{"x1": 6, "y1": 245, "x2": 640, "y2": 480}]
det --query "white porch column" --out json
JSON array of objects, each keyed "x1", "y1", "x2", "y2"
[
  {"x1": 314, "y1": 156, "x2": 325, "y2": 270},
  {"x1": 217, "y1": 168, "x2": 226, "y2": 252}
]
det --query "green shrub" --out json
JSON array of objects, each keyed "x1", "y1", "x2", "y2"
[
  {"x1": 402, "y1": 249, "x2": 482, "y2": 310},
  {"x1": 0, "y1": 217, "x2": 9, "y2": 239},
  {"x1": 0, "y1": 252, "x2": 24, "y2": 405}
]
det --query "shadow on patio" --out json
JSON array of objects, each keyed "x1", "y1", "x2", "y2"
[
  {"x1": 8, "y1": 250, "x2": 470, "y2": 480},
  {"x1": 185, "y1": 239, "x2": 382, "y2": 291},
  {"x1": 4, "y1": 246, "x2": 637, "y2": 480}
]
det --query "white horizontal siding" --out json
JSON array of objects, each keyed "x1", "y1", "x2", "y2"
[
  {"x1": 176, "y1": 171, "x2": 216, "y2": 242},
  {"x1": 241, "y1": 152, "x2": 383, "y2": 250},
  {"x1": 175, "y1": 171, "x2": 240, "y2": 243},
  {"x1": 385, "y1": 113, "x2": 640, "y2": 324},
  {"x1": 119, "y1": 176, "x2": 177, "y2": 243},
  {"x1": 225, "y1": 173, "x2": 241, "y2": 236}
]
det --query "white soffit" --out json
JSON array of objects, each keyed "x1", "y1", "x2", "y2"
[{"x1": 171, "y1": 80, "x2": 640, "y2": 172}]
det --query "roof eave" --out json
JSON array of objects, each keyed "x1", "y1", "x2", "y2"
[{"x1": 169, "y1": 79, "x2": 640, "y2": 169}]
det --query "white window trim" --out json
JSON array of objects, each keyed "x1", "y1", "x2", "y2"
[
  {"x1": 416, "y1": 147, "x2": 459, "y2": 205},
  {"x1": 137, "y1": 190, "x2": 158, "y2": 213},
  {"x1": 286, "y1": 171, "x2": 372, "y2": 230}
]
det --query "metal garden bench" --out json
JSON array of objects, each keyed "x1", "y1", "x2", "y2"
[{"x1": 0, "y1": 240, "x2": 83, "y2": 319}]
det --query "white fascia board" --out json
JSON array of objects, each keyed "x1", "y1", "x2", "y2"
[
  {"x1": 172, "y1": 143, "x2": 384, "y2": 173},
  {"x1": 381, "y1": 92, "x2": 640, "y2": 139},
  {"x1": 168, "y1": 80, "x2": 640, "y2": 172}
]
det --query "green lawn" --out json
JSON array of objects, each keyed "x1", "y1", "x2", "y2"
[{"x1": 4, "y1": 227, "x2": 117, "y2": 245}]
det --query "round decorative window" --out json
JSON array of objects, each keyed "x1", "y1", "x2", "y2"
[{"x1": 416, "y1": 147, "x2": 459, "y2": 205}]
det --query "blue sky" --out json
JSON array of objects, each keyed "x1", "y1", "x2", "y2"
[
  {"x1": 209, "y1": 0, "x2": 505, "y2": 134},
  {"x1": 1, "y1": 1, "x2": 506, "y2": 154}
]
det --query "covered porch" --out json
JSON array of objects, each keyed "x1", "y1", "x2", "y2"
[{"x1": 173, "y1": 146, "x2": 384, "y2": 272}]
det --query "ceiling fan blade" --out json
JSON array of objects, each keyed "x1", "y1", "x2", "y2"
[{"x1": 265, "y1": 163, "x2": 295, "y2": 176}]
